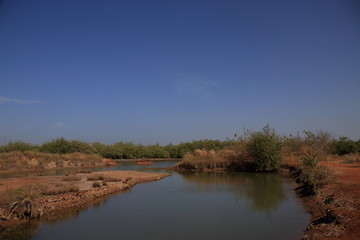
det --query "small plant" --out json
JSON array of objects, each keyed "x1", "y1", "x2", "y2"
[
  {"x1": 87, "y1": 175, "x2": 104, "y2": 181},
  {"x1": 92, "y1": 182, "x2": 101, "y2": 188},
  {"x1": 302, "y1": 151, "x2": 319, "y2": 168},
  {"x1": 2, "y1": 185, "x2": 44, "y2": 220}
]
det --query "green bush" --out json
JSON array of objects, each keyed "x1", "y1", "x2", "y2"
[
  {"x1": 247, "y1": 125, "x2": 282, "y2": 172},
  {"x1": 41, "y1": 137, "x2": 96, "y2": 154},
  {"x1": 334, "y1": 137, "x2": 359, "y2": 155},
  {"x1": 0, "y1": 141, "x2": 35, "y2": 153}
]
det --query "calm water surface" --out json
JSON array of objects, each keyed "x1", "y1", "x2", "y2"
[{"x1": 5, "y1": 162, "x2": 310, "y2": 240}]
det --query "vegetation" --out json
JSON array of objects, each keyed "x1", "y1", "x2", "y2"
[
  {"x1": 176, "y1": 126, "x2": 283, "y2": 172},
  {"x1": 333, "y1": 137, "x2": 359, "y2": 155},
  {"x1": 1, "y1": 185, "x2": 44, "y2": 220},
  {"x1": 247, "y1": 125, "x2": 282, "y2": 171},
  {"x1": 0, "y1": 138, "x2": 227, "y2": 160},
  {"x1": 175, "y1": 149, "x2": 228, "y2": 170},
  {"x1": 0, "y1": 151, "x2": 103, "y2": 170}
]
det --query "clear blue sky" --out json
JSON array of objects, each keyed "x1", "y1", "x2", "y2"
[{"x1": 1, "y1": 0, "x2": 360, "y2": 145}]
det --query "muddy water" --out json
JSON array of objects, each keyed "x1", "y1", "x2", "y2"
[{"x1": 3, "y1": 162, "x2": 310, "y2": 240}]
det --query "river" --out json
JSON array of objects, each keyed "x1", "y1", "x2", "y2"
[{"x1": 3, "y1": 161, "x2": 310, "y2": 240}]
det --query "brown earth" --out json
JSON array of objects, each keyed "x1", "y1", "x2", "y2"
[
  {"x1": 135, "y1": 159, "x2": 154, "y2": 165},
  {"x1": 299, "y1": 160, "x2": 360, "y2": 240},
  {"x1": 0, "y1": 171, "x2": 170, "y2": 230}
]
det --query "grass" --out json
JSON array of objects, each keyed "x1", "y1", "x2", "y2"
[
  {"x1": 42, "y1": 184, "x2": 80, "y2": 195},
  {"x1": 87, "y1": 175, "x2": 121, "y2": 182},
  {"x1": 175, "y1": 149, "x2": 229, "y2": 170}
]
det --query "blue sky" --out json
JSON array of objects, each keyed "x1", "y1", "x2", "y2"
[{"x1": 1, "y1": 0, "x2": 360, "y2": 145}]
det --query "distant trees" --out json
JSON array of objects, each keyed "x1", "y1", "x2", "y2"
[
  {"x1": 333, "y1": 137, "x2": 359, "y2": 155},
  {"x1": 0, "y1": 141, "x2": 36, "y2": 153},
  {"x1": 41, "y1": 137, "x2": 97, "y2": 154},
  {"x1": 0, "y1": 132, "x2": 358, "y2": 161}
]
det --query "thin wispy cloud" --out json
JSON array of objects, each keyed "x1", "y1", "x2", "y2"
[
  {"x1": 0, "y1": 96, "x2": 41, "y2": 104},
  {"x1": 173, "y1": 75, "x2": 219, "y2": 98},
  {"x1": 54, "y1": 122, "x2": 64, "y2": 128}
]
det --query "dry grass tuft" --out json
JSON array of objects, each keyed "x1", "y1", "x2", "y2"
[
  {"x1": 175, "y1": 149, "x2": 228, "y2": 170},
  {"x1": 42, "y1": 184, "x2": 79, "y2": 195}
]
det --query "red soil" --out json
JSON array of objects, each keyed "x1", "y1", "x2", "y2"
[{"x1": 301, "y1": 160, "x2": 360, "y2": 240}]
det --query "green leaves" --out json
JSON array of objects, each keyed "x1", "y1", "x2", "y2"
[{"x1": 247, "y1": 125, "x2": 282, "y2": 172}]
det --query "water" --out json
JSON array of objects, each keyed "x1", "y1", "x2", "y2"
[
  {"x1": 3, "y1": 162, "x2": 310, "y2": 240},
  {"x1": 0, "y1": 160, "x2": 175, "y2": 179}
]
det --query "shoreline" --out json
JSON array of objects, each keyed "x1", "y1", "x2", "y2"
[
  {"x1": 0, "y1": 171, "x2": 170, "y2": 232},
  {"x1": 1, "y1": 160, "x2": 358, "y2": 240},
  {"x1": 283, "y1": 161, "x2": 360, "y2": 240}
]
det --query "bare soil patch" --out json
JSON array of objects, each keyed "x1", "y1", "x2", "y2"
[{"x1": 299, "y1": 160, "x2": 360, "y2": 240}]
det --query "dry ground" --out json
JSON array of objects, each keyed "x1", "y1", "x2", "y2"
[{"x1": 300, "y1": 159, "x2": 360, "y2": 240}]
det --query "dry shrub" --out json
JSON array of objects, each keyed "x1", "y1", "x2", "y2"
[
  {"x1": 339, "y1": 153, "x2": 360, "y2": 164},
  {"x1": 175, "y1": 149, "x2": 228, "y2": 170},
  {"x1": 219, "y1": 149, "x2": 252, "y2": 170},
  {"x1": 296, "y1": 165, "x2": 336, "y2": 195},
  {"x1": 0, "y1": 151, "x2": 103, "y2": 171},
  {"x1": 92, "y1": 182, "x2": 101, "y2": 188},
  {"x1": 87, "y1": 175, "x2": 104, "y2": 181},
  {"x1": 1, "y1": 184, "x2": 45, "y2": 220},
  {"x1": 42, "y1": 184, "x2": 79, "y2": 195}
]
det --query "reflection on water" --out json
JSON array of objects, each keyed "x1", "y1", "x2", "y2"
[
  {"x1": 0, "y1": 161, "x2": 177, "y2": 179},
  {"x1": 180, "y1": 172, "x2": 286, "y2": 214},
  {"x1": 2, "y1": 162, "x2": 309, "y2": 240}
]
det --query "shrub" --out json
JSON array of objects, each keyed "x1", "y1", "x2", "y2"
[
  {"x1": 334, "y1": 137, "x2": 359, "y2": 155},
  {"x1": 42, "y1": 184, "x2": 79, "y2": 195},
  {"x1": 247, "y1": 125, "x2": 282, "y2": 172},
  {"x1": 175, "y1": 149, "x2": 228, "y2": 170},
  {"x1": 92, "y1": 182, "x2": 101, "y2": 188},
  {"x1": 87, "y1": 175, "x2": 104, "y2": 181},
  {"x1": 2, "y1": 184, "x2": 44, "y2": 220},
  {"x1": 0, "y1": 141, "x2": 35, "y2": 153},
  {"x1": 297, "y1": 165, "x2": 335, "y2": 195},
  {"x1": 41, "y1": 137, "x2": 97, "y2": 154}
]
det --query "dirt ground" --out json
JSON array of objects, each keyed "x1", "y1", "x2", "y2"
[
  {"x1": 301, "y1": 160, "x2": 360, "y2": 240},
  {"x1": 0, "y1": 170, "x2": 170, "y2": 231}
]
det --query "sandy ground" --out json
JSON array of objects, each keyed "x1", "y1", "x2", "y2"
[{"x1": 300, "y1": 160, "x2": 360, "y2": 240}]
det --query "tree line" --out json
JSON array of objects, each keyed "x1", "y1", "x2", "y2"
[
  {"x1": 0, "y1": 133, "x2": 359, "y2": 159},
  {"x1": 0, "y1": 138, "x2": 226, "y2": 159}
]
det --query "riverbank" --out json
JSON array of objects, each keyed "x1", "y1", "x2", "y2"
[
  {"x1": 0, "y1": 171, "x2": 170, "y2": 232},
  {"x1": 285, "y1": 159, "x2": 360, "y2": 240}
]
